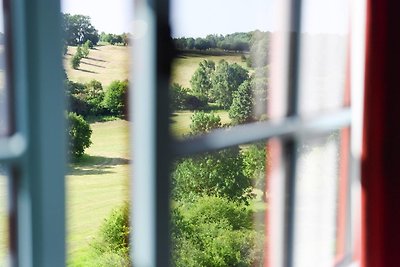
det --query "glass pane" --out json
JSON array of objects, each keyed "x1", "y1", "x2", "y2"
[
  {"x1": 0, "y1": 0, "x2": 9, "y2": 137},
  {"x1": 0, "y1": 167, "x2": 9, "y2": 266},
  {"x1": 61, "y1": 0, "x2": 133, "y2": 265},
  {"x1": 293, "y1": 130, "x2": 349, "y2": 266},
  {"x1": 170, "y1": 141, "x2": 267, "y2": 266},
  {"x1": 298, "y1": 0, "x2": 349, "y2": 115},
  {"x1": 169, "y1": 0, "x2": 278, "y2": 138}
]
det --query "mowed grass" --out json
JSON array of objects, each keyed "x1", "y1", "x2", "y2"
[
  {"x1": 67, "y1": 120, "x2": 130, "y2": 265},
  {"x1": 64, "y1": 45, "x2": 130, "y2": 87},
  {"x1": 171, "y1": 51, "x2": 248, "y2": 88}
]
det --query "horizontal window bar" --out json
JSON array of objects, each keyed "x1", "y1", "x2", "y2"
[
  {"x1": 0, "y1": 133, "x2": 26, "y2": 162},
  {"x1": 173, "y1": 108, "x2": 351, "y2": 157}
]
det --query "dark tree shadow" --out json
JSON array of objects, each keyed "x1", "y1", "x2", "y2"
[
  {"x1": 81, "y1": 61, "x2": 105, "y2": 68},
  {"x1": 68, "y1": 155, "x2": 130, "y2": 176},
  {"x1": 86, "y1": 56, "x2": 106, "y2": 62},
  {"x1": 78, "y1": 68, "x2": 97, "y2": 74}
]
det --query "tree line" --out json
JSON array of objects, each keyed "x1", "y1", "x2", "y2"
[
  {"x1": 173, "y1": 31, "x2": 270, "y2": 68},
  {"x1": 62, "y1": 13, "x2": 129, "y2": 47}
]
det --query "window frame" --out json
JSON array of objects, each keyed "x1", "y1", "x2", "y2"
[{"x1": 131, "y1": 1, "x2": 359, "y2": 267}]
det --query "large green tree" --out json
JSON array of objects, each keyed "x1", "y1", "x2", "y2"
[
  {"x1": 62, "y1": 13, "x2": 99, "y2": 45},
  {"x1": 190, "y1": 60, "x2": 215, "y2": 99},
  {"x1": 229, "y1": 80, "x2": 254, "y2": 124},
  {"x1": 210, "y1": 60, "x2": 249, "y2": 108}
]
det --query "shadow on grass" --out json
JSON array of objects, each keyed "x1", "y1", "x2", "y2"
[
  {"x1": 86, "y1": 56, "x2": 106, "y2": 62},
  {"x1": 78, "y1": 68, "x2": 98, "y2": 74},
  {"x1": 81, "y1": 61, "x2": 106, "y2": 68},
  {"x1": 68, "y1": 155, "x2": 130, "y2": 176}
]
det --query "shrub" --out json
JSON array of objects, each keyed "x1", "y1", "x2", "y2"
[
  {"x1": 92, "y1": 203, "x2": 131, "y2": 266},
  {"x1": 189, "y1": 111, "x2": 221, "y2": 134},
  {"x1": 103, "y1": 80, "x2": 129, "y2": 115},
  {"x1": 71, "y1": 54, "x2": 81, "y2": 69},
  {"x1": 67, "y1": 112, "x2": 92, "y2": 158}
]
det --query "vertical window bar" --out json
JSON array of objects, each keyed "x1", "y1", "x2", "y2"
[
  {"x1": 10, "y1": 0, "x2": 66, "y2": 266},
  {"x1": 283, "y1": 0, "x2": 302, "y2": 266},
  {"x1": 131, "y1": 0, "x2": 173, "y2": 266}
]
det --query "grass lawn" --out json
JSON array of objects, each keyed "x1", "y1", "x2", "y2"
[
  {"x1": 67, "y1": 119, "x2": 130, "y2": 266},
  {"x1": 171, "y1": 51, "x2": 249, "y2": 88},
  {"x1": 64, "y1": 45, "x2": 130, "y2": 87}
]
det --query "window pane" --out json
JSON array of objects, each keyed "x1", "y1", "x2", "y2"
[
  {"x1": 170, "y1": 141, "x2": 267, "y2": 266},
  {"x1": 298, "y1": 0, "x2": 349, "y2": 115},
  {"x1": 0, "y1": 0, "x2": 9, "y2": 137},
  {"x1": 293, "y1": 130, "x2": 349, "y2": 266},
  {"x1": 0, "y1": 166, "x2": 9, "y2": 266},
  {"x1": 61, "y1": 0, "x2": 133, "y2": 264},
  {"x1": 169, "y1": 0, "x2": 277, "y2": 138}
]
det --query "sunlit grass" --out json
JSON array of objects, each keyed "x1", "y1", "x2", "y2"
[
  {"x1": 64, "y1": 45, "x2": 130, "y2": 87},
  {"x1": 67, "y1": 120, "x2": 130, "y2": 265}
]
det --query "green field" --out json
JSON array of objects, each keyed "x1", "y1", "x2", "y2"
[{"x1": 67, "y1": 120, "x2": 130, "y2": 265}]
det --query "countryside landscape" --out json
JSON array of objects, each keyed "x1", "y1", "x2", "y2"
[{"x1": 1, "y1": 13, "x2": 270, "y2": 266}]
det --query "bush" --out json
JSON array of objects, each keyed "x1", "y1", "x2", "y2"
[
  {"x1": 170, "y1": 83, "x2": 208, "y2": 111},
  {"x1": 103, "y1": 80, "x2": 129, "y2": 115},
  {"x1": 189, "y1": 111, "x2": 221, "y2": 134},
  {"x1": 71, "y1": 54, "x2": 81, "y2": 69},
  {"x1": 92, "y1": 203, "x2": 131, "y2": 266},
  {"x1": 67, "y1": 112, "x2": 92, "y2": 158},
  {"x1": 171, "y1": 196, "x2": 263, "y2": 267}
]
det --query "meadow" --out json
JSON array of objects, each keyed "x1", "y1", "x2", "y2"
[
  {"x1": 66, "y1": 45, "x2": 258, "y2": 265},
  {"x1": 67, "y1": 120, "x2": 130, "y2": 265}
]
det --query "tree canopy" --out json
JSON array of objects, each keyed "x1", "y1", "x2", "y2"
[{"x1": 62, "y1": 13, "x2": 99, "y2": 46}]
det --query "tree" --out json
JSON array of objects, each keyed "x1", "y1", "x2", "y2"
[
  {"x1": 190, "y1": 60, "x2": 215, "y2": 98},
  {"x1": 229, "y1": 80, "x2": 254, "y2": 124},
  {"x1": 103, "y1": 80, "x2": 129, "y2": 115},
  {"x1": 171, "y1": 196, "x2": 263, "y2": 267},
  {"x1": 210, "y1": 60, "x2": 249, "y2": 108},
  {"x1": 242, "y1": 143, "x2": 267, "y2": 201},
  {"x1": 67, "y1": 112, "x2": 92, "y2": 158},
  {"x1": 62, "y1": 13, "x2": 99, "y2": 45}
]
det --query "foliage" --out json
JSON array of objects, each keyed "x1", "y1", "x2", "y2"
[
  {"x1": 251, "y1": 66, "x2": 269, "y2": 120},
  {"x1": 66, "y1": 80, "x2": 105, "y2": 116},
  {"x1": 170, "y1": 83, "x2": 208, "y2": 111},
  {"x1": 229, "y1": 80, "x2": 254, "y2": 124},
  {"x1": 92, "y1": 203, "x2": 131, "y2": 266},
  {"x1": 189, "y1": 111, "x2": 221, "y2": 134},
  {"x1": 71, "y1": 53, "x2": 81, "y2": 69},
  {"x1": 67, "y1": 112, "x2": 92, "y2": 158},
  {"x1": 171, "y1": 196, "x2": 263, "y2": 267},
  {"x1": 242, "y1": 143, "x2": 267, "y2": 200},
  {"x1": 190, "y1": 59, "x2": 215, "y2": 98},
  {"x1": 100, "y1": 32, "x2": 129, "y2": 46},
  {"x1": 81, "y1": 43, "x2": 90, "y2": 58},
  {"x1": 103, "y1": 80, "x2": 129, "y2": 115},
  {"x1": 172, "y1": 146, "x2": 254, "y2": 204},
  {"x1": 210, "y1": 60, "x2": 249, "y2": 108},
  {"x1": 62, "y1": 13, "x2": 99, "y2": 45}
]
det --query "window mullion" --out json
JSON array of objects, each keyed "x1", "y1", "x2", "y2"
[{"x1": 11, "y1": 0, "x2": 66, "y2": 266}]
